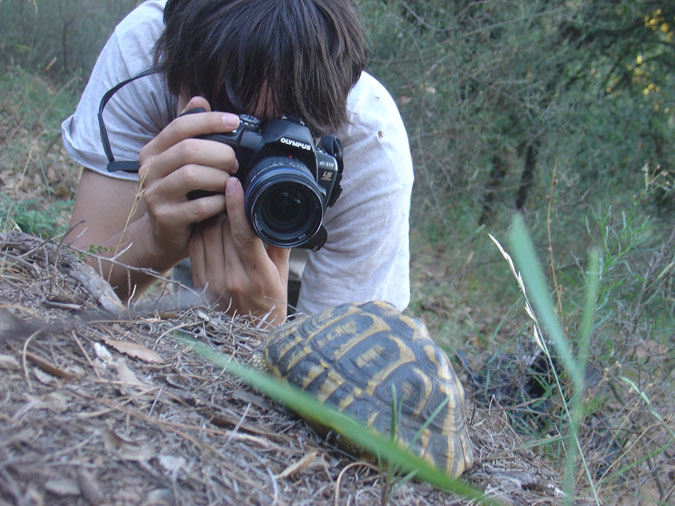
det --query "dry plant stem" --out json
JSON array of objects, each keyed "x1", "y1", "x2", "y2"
[
  {"x1": 21, "y1": 329, "x2": 41, "y2": 392},
  {"x1": 3, "y1": 231, "x2": 125, "y2": 315},
  {"x1": 646, "y1": 454, "x2": 666, "y2": 499},
  {"x1": 73, "y1": 389, "x2": 273, "y2": 493},
  {"x1": 108, "y1": 180, "x2": 145, "y2": 287},
  {"x1": 23, "y1": 350, "x2": 77, "y2": 379},
  {"x1": 55, "y1": 219, "x2": 87, "y2": 262},
  {"x1": 71, "y1": 330, "x2": 101, "y2": 378},
  {"x1": 335, "y1": 461, "x2": 382, "y2": 506},
  {"x1": 546, "y1": 163, "x2": 564, "y2": 324},
  {"x1": 11, "y1": 143, "x2": 36, "y2": 204},
  {"x1": 663, "y1": 482, "x2": 675, "y2": 504}
]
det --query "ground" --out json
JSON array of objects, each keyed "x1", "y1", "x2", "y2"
[{"x1": 0, "y1": 231, "x2": 568, "y2": 505}]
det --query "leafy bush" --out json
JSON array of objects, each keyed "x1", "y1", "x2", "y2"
[
  {"x1": 0, "y1": 195, "x2": 73, "y2": 237},
  {"x1": 359, "y1": 1, "x2": 673, "y2": 502}
]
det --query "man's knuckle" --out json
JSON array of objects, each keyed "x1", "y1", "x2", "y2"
[
  {"x1": 139, "y1": 146, "x2": 151, "y2": 163},
  {"x1": 166, "y1": 118, "x2": 182, "y2": 138},
  {"x1": 231, "y1": 229, "x2": 253, "y2": 248},
  {"x1": 138, "y1": 157, "x2": 154, "y2": 181},
  {"x1": 143, "y1": 185, "x2": 158, "y2": 205},
  {"x1": 225, "y1": 277, "x2": 244, "y2": 295},
  {"x1": 177, "y1": 139, "x2": 198, "y2": 160},
  {"x1": 190, "y1": 197, "x2": 211, "y2": 215},
  {"x1": 178, "y1": 165, "x2": 199, "y2": 186}
]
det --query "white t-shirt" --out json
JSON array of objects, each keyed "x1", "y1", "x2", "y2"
[{"x1": 61, "y1": 0, "x2": 413, "y2": 315}]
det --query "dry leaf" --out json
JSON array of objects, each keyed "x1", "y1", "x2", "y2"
[
  {"x1": 159, "y1": 454, "x2": 186, "y2": 474},
  {"x1": 93, "y1": 342, "x2": 113, "y2": 364},
  {"x1": 101, "y1": 428, "x2": 154, "y2": 462},
  {"x1": 44, "y1": 392, "x2": 69, "y2": 413},
  {"x1": 116, "y1": 359, "x2": 148, "y2": 389},
  {"x1": 77, "y1": 469, "x2": 104, "y2": 506},
  {"x1": 0, "y1": 353, "x2": 20, "y2": 370},
  {"x1": 275, "y1": 451, "x2": 318, "y2": 479},
  {"x1": 635, "y1": 339, "x2": 667, "y2": 360},
  {"x1": 33, "y1": 367, "x2": 56, "y2": 385},
  {"x1": 104, "y1": 339, "x2": 163, "y2": 364}
]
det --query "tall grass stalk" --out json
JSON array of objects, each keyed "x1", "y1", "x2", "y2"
[
  {"x1": 490, "y1": 214, "x2": 602, "y2": 505},
  {"x1": 173, "y1": 333, "x2": 493, "y2": 504}
]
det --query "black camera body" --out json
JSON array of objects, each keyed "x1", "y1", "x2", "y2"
[{"x1": 190, "y1": 112, "x2": 343, "y2": 250}]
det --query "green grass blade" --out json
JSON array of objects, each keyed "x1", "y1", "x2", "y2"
[
  {"x1": 621, "y1": 377, "x2": 675, "y2": 441},
  {"x1": 508, "y1": 214, "x2": 584, "y2": 391},
  {"x1": 577, "y1": 247, "x2": 600, "y2": 373}
]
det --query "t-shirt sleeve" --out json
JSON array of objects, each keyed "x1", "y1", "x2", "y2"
[
  {"x1": 296, "y1": 73, "x2": 413, "y2": 315},
  {"x1": 60, "y1": 0, "x2": 174, "y2": 181}
]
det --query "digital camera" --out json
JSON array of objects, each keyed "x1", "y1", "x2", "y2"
[{"x1": 187, "y1": 111, "x2": 343, "y2": 250}]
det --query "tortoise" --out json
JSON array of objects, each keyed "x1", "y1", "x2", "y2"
[{"x1": 261, "y1": 300, "x2": 474, "y2": 478}]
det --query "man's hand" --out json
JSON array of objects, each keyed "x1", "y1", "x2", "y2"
[
  {"x1": 189, "y1": 178, "x2": 290, "y2": 326},
  {"x1": 68, "y1": 96, "x2": 241, "y2": 300},
  {"x1": 138, "y1": 96, "x2": 240, "y2": 265}
]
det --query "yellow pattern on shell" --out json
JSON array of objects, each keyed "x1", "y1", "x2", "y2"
[{"x1": 364, "y1": 335, "x2": 416, "y2": 397}]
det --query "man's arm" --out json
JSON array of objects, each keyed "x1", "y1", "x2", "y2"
[
  {"x1": 67, "y1": 169, "x2": 158, "y2": 301},
  {"x1": 69, "y1": 98, "x2": 290, "y2": 326},
  {"x1": 67, "y1": 98, "x2": 240, "y2": 301}
]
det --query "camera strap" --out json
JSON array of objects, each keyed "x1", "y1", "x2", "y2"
[
  {"x1": 98, "y1": 65, "x2": 162, "y2": 173},
  {"x1": 319, "y1": 136, "x2": 344, "y2": 207}
]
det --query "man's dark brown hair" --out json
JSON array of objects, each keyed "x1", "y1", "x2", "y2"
[{"x1": 155, "y1": 0, "x2": 369, "y2": 135}]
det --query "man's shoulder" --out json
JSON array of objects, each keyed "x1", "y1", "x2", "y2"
[
  {"x1": 114, "y1": 0, "x2": 165, "y2": 39},
  {"x1": 343, "y1": 72, "x2": 409, "y2": 152},
  {"x1": 347, "y1": 71, "x2": 400, "y2": 121}
]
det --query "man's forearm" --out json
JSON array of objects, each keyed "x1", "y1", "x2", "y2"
[{"x1": 72, "y1": 214, "x2": 182, "y2": 302}]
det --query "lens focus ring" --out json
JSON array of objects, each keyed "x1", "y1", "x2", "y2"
[{"x1": 243, "y1": 157, "x2": 324, "y2": 248}]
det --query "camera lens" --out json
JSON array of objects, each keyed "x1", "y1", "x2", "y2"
[
  {"x1": 263, "y1": 187, "x2": 308, "y2": 233},
  {"x1": 244, "y1": 157, "x2": 324, "y2": 248}
]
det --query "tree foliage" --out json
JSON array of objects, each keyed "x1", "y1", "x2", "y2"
[
  {"x1": 0, "y1": 0, "x2": 138, "y2": 78},
  {"x1": 360, "y1": 0, "x2": 673, "y2": 228}
]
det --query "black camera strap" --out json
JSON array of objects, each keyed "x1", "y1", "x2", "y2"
[
  {"x1": 319, "y1": 135, "x2": 344, "y2": 207},
  {"x1": 98, "y1": 65, "x2": 161, "y2": 173}
]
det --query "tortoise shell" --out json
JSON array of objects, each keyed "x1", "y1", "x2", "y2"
[{"x1": 264, "y1": 300, "x2": 473, "y2": 478}]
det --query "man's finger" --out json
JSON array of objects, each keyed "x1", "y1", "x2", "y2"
[
  {"x1": 267, "y1": 245, "x2": 290, "y2": 282},
  {"x1": 188, "y1": 225, "x2": 207, "y2": 288},
  {"x1": 202, "y1": 215, "x2": 227, "y2": 290},
  {"x1": 225, "y1": 178, "x2": 264, "y2": 256},
  {"x1": 141, "y1": 137, "x2": 239, "y2": 186},
  {"x1": 140, "y1": 100, "x2": 239, "y2": 159},
  {"x1": 181, "y1": 96, "x2": 211, "y2": 115}
]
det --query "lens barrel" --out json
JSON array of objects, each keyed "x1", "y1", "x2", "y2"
[{"x1": 243, "y1": 157, "x2": 324, "y2": 248}]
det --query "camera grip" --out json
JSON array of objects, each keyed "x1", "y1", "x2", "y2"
[{"x1": 179, "y1": 108, "x2": 237, "y2": 200}]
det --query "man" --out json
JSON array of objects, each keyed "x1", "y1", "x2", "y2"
[{"x1": 62, "y1": 0, "x2": 413, "y2": 325}]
